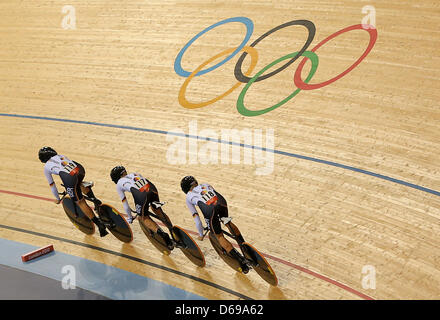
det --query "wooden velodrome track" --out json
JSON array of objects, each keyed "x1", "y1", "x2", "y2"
[{"x1": 0, "y1": 0, "x2": 439, "y2": 300}]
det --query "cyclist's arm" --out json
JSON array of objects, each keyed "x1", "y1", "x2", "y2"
[
  {"x1": 187, "y1": 196, "x2": 204, "y2": 237},
  {"x1": 117, "y1": 184, "x2": 132, "y2": 216},
  {"x1": 44, "y1": 166, "x2": 60, "y2": 201},
  {"x1": 193, "y1": 213, "x2": 205, "y2": 237}
]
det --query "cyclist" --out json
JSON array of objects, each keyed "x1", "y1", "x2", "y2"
[
  {"x1": 38, "y1": 146, "x2": 108, "y2": 237},
  {"x1": 110, "y1": 166, "x2": 174, "y2": 249},
  {"x1": 180, "y1": 176, "x2": 249, "y2": 273}
]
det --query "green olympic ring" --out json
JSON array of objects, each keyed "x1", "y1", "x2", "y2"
[{"x1": 237, "y1": 51, "x2": 319, "y2": 116}]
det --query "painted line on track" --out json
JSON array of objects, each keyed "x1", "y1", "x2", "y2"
[{"x1": 2, "y1": 113, "x2": 439, "y2": 198}]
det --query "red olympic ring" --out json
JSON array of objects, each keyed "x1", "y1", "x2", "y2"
[{"x1": 294, "y1": 24, "x2": 377, "y2": 90}]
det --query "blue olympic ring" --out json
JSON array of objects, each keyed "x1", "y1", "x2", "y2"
[{"x1": 174, "y1": 17, "x2": 254, "y2": 78}]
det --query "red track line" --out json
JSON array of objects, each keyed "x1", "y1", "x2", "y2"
[
  {"x1": 262, "y1": 253, "x2": 374, "y2": 300},
  {"x1": 0, "y1": 188, "x2": 374, "y2": 300},
  {"x1": 0, "y1": 189, "x2": 53, "y2": 202}
]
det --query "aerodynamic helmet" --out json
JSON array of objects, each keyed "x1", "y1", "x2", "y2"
[
  {"x1": 110, "y1": 166, "x2": 127, "y2": 184},
  {"x1": 180, "y1": 176, "x2": 198, "y2": 194},
  {"x1": 38, "y1": 146, "x2": 57, "y2": 163}
]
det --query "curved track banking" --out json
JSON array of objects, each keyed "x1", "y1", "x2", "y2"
[{"x1": 1, "y1": 0, "x2": 439, "y2": 300}]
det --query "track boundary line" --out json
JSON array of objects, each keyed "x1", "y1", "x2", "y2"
[{"x1": 2, "y1": 113, "x2": 439, "y2": 198}]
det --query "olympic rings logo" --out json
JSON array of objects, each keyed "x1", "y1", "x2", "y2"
[{"x1": 174, "y1": 17, "x2": 378, "y2": 117}]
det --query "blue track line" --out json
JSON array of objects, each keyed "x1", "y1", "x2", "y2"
[{"x1": 3, "y1": 113, "x2": 440, "y2": 198}]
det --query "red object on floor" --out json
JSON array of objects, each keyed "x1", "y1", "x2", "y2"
[{"x1": 21, "y1": 245, "x2": 54, "y2": 262}]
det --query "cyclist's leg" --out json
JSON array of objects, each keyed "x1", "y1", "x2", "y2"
[
  {"x1": 73, "y1": 166, "x2": 96, "y2": 219},
  {"x1": 75, "y1": 176, "x2": 108, "y2": 236},
  {"x1": 61, "y1": 170, "x2": 107, "y2": 236},
  {"x1": 215, "y1": 192, "x2": 245, "y2": 245},
  {"x1": 224, "y1": 220, "x2": 245, "y2": 246},
  {"x1": 76, "y1": 199, "x2": 95, "y2": 220},
  {"x1": 147, "y1": 183, "x2": 173, "y2": 231},
  {"x1": 142, "y1": 212, "x2": 173, "y2": 249},
  {"x1": 135, "y1": 187, "x2": 173, "y2": 248},
  {"x1": 211, "y1": 209, "x2": 249, "y2": 273},
  {"x1": 152, "y1": 206, "x2": 176, "y2": 248},
  {"x1": 140, "y1": 190, "x2": 160, "y2": 233},
  {"x1": 148, "y1": 189, "x2": 174, "y2": 250},
  {"x1": 199, "y1": 199, "x2": 235, "y2": 251},
  {"x1": 74, "y1": 162, "x2": 101, "y2": 206},
  {"x1": 59, "y1": 170, "x2": 93, "y2": 218},
  {"x1": 198, "y1": 200, "x2": 233, "y2": 251},
  {"x1": 211, "y1": 211, "x2": 233, "y2": 252},
  {"x1": 141, "y1": 215, "x2": 159, "y2": 233}
]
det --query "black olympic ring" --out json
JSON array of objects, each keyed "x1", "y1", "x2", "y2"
[{"x1": 233, "y1": 19, "x2": 316, "y2": 83}]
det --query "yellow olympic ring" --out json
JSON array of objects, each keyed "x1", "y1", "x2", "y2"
[{"x1": 178, "y1": 46, "x2": 258, "y2": 109}]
